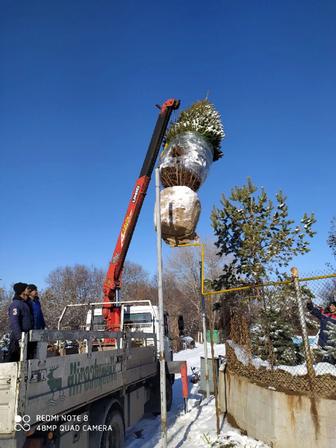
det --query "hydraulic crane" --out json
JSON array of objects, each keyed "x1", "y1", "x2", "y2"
[{"x1": 102, "y1": 99, "x2": 180, "y2": 331}]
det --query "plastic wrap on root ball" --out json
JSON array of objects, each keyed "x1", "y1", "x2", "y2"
[
  {"x1": 154, "y1": 186, "x2": 201, "y2": 245},
  {"x1": 159, "y1": 132, "x2": 214, "y2": 191}
]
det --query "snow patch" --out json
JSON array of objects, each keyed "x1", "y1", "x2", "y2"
[
  {"x1": 228, "y1": 340, "x2": 336, "y2": 377},
  {"x1": 126, "y1": 343, "x2": 269, "y2": 447},
  {"x1": 314, "y1": 362, "x2": 336, "y2": 376},
  {"x1": 213, "y1": 429, "x2": 269, "y2": 447},
  {"x1": 226, "y1": 340, "x2": 250, "y2": 366}
]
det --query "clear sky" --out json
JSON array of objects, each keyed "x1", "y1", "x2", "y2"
[{"x1": 1, "y1": 0, "x2": 335, "y2": 290}]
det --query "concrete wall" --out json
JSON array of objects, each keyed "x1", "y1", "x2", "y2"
[{"x1": 218, "y1": 367, "x2": 336, "y2": 448}]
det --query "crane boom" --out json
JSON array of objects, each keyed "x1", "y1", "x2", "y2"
[{"x1": 103, "y1": 99, "x2": 180, "y2": 331}]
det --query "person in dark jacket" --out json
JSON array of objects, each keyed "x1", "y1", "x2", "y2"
[
  {"x1": 7, "y1": 282, "x2": 33, "y2": 362},
  {"x1": 307, "y1": 299, "x2": 336, "y2": 363},
  {"x1": 27, "y1": 284, "x2": 46, "y2": 330}
]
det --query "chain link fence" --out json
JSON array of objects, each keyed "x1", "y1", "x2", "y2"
[{"x1": 217, "y1": 270, "x2": 336, "y2": 399}]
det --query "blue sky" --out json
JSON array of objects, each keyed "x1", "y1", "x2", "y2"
[{"x1": 1, "y1": 0, "x2": 335, "y2": 290}]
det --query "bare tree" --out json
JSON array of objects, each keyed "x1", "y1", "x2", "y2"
[
  {"x1": 165, "y1": 240, "x2": 225, "y2": 339},
  {"x1": 41, "y1": 262, "x2": 156, "y2": 329},
  {"x1": 42, "y1": 265, "x2": 105, "y2": 329},
  {"x1": 0, "y1": 287, "x2": 12, "y2": 336},
  {"x1": 121, "y1": 261, "x2": 156, "y2": 303}
]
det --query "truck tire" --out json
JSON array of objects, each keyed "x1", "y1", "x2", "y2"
[{"x1": 101, "y1": 409, "x2": 125, "y2": 448}]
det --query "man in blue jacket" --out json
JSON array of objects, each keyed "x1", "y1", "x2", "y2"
[
  {"x1": 27, "y1": 284, "x2": 46, "y2": 330},
  {"x1": 8, "y1": 282, "x2": 33, "y2": 362}
]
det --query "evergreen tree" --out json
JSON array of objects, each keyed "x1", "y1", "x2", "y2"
[
  {"x1": 165, "y1": 99, "x2": 225, "y2": 159},
  {"x1": 268, "y1": 281, "x2": 318, "y2": 334},
  {"x1": 327, "y1": 217, "x2": 336, "y2": 259},
  {"x1": 251, "y1": 307, "x2": 302, "y2": 366},
  {"x1": 212, "y1": 179, "x2": 316, "y2": 367},
  {"x1": 211, "y1": 178, "x2": 316, "y2": 289},
  {"x1": 320, "y1": 321, "x2": 336, "y2": 362}
]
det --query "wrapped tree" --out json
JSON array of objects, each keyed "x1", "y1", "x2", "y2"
[
  {"x1": 155, "y1": 186, "x2": 201, "y2": 245},
  {"x1": 160, "y1": 100, "x2": 224, "y2": 191},
  {"x1": 165, "y1": 99, "x2": 224, "y2": 157}
]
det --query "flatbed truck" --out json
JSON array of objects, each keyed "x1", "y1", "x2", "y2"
[{"x1": 0, "y1": 318, "x2": 181, "y2": 448}]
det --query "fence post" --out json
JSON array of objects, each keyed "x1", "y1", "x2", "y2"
[{"x1": 291, "y1": 267, "x2": 315, "y2": 389}]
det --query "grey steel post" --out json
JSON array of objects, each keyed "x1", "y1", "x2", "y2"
[
  {"x1": 291, "y1": 267, "x2": 315, "y2": 388},
  {"x1": 155, "y1": 168, "x2": 167, "y2": 447},
  {"x1": 200, "y1": 262, "x2": 210, "y2": 399},
  {"x1": 209, "y1": 295, "x2": 220, "y2": 434}
]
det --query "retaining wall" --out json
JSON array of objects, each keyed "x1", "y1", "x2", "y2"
[{"x1": 218, "y1": 367, "x2": 336, "y2": 448}]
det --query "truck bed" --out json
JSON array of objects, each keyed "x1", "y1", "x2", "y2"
[{"x1": 0, "y1": 329, "x2": 157, "y2": 440}]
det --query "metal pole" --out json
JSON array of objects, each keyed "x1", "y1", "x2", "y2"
[
  {"x1": 209, "y1": 295, "x2": 220, "y2": 435},
  {"x1": 155, "y1": 168, "x2": 167, "y2": 447},
  {"x1": 200, "y1": 262, "x2": 210, "y2": 399},
  {"x1": 291, "y1": 267, "x2": 315, "y2": 389}
]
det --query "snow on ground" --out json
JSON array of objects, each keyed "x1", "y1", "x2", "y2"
[
  {"x1": 126, "y1": 343, "x2": 269, "y2": 447},
  {"x1": 228, "y1": 340, "x2": 336, "y2": 377}
]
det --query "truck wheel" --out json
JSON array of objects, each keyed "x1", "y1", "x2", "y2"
[{"x1": 101, "y1": 409, "x2": 125, "y2": 448}]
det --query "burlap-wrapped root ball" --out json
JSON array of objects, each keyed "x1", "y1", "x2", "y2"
[
  {"x1": 154, "y1": 186, "x2": 201, "y2": 245},
  {"x1": 159, "y1": 132, "x2": 214, "y2": 192}
]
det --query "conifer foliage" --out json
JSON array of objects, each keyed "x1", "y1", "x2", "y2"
[
  {"x1": 321, "y1": 321, "x2": 336, "y2": 362},
  {"x1": 211, "y1": 178, "x2": 316, "y2": 289},
  {"x1": 327, "y1": 217, "x2": 336, "y2": 259},
  {"x1": 251, "y1": 307, "x2": 302, "y2": 366},
  {"x1": 212, "y1": 178, "x2": 317, "y2": 367},
  {"x1": 165, "y1": 99, "x2": 225, "y2": 160}
]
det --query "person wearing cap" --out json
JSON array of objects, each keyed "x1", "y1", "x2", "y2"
[
  {"x1": 7, "y1": 282, "x2": 33, "y2": 362},
  {"x1": 27, "y1": 284, "x2": 46, "y2": 330}
]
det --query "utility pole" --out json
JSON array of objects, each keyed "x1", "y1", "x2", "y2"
[{"x1": 155, "y1": 168, "x2": 167, "y2": 447}]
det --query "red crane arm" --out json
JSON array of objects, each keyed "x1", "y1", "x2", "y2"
[
  {"x1": 102, "y1": 99, "x2": 180, "y2": 331},
  {"x1": 103, "y1": 174, "x2": 150, "y2": 296}
]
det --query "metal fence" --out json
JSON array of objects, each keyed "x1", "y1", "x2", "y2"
[{"x1": 216, "y1": 269, "x2": 336, "y2": 399}]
